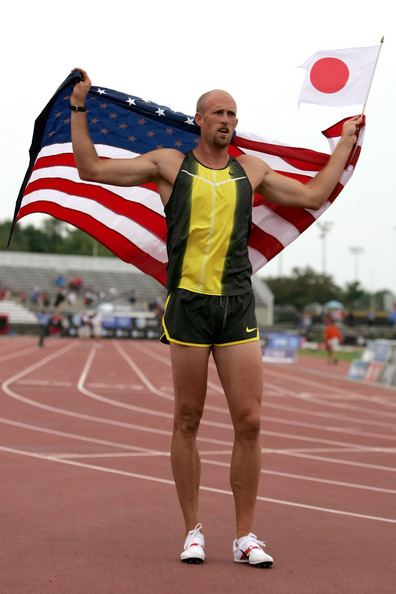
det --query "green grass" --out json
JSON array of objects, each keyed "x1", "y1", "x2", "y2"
[{"x1": 301, "y1": 348, "x2": 362, "y2": 362}]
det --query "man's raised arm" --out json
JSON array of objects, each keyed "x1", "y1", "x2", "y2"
[
  {"x1": 70, "y1": 68, "x2": 160, "y2": 187},
  {"x1": 252, "y1": 116, "x2": 362, "y2": 210}
]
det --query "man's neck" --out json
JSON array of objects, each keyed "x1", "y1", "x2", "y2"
[{"x1": 193, "y1": 141, "x2": 230, "y2": 170}]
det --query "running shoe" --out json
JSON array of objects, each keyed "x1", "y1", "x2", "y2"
[
  {"x1": 180, "y1": 523, "x2": 205, "y2": 564},
  {"x1": 233, "y1": 533, "x2": 273, "y2": 568}
]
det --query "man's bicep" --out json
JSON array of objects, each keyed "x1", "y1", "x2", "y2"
[{"x1": 256, "y1": 168, "x2": 308, "y2": 206}]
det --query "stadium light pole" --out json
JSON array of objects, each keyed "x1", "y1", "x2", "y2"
[
  {"x1": 317, "y1": 221, "x2": 333, "y2": 275},
  {"x1": 349, "y1": 245, "x2": 364, "y2": 282}
]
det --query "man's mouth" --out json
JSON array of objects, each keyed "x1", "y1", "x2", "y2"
[{"x1": 218, "y1": 128, "x2": 229, "y2": 134}]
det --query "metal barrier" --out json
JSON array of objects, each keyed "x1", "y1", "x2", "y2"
[{"x1": 348, "y1": 339, "x2": 396, "y2": 388}]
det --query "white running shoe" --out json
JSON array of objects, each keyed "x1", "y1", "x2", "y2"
[
  {"x1": 233, "y1": 533, "x2": 274, "y2": 568},
  {"x1": 180, "y1": 523, "x2": 205, "y2": 564}
]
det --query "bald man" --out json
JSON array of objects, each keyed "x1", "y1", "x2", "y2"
[{"x1": 70, "y1": 69, "x2": 361, "y2": 567}]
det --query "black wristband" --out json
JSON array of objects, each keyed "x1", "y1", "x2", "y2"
[{"x1": 70, "y1": 105, "x2": 86, "y2": 112}]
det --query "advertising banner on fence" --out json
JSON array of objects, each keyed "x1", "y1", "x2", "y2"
[{"x1": 261, "y1": 332, "x2": 301, "y2": 363}]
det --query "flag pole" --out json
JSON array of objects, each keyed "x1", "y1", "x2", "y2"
[{"x1": 361, "y1": 36, "x2": 384, "y2": 115}]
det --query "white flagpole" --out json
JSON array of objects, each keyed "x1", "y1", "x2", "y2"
[{"x1": 361, "y1": 36, "x2": 384, "y2": 115}]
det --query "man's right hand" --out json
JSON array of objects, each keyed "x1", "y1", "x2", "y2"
[{"x1": 70, "y1": 68, "x2": 91, "y2": 107}]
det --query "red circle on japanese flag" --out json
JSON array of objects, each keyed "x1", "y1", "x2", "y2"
[{"x1": 310, "y1": 58, "x2": 350, "y2": 93}]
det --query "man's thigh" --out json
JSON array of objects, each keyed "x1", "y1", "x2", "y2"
[
  {"x1": 170, "y1": 343, "x2": 211, "y2": 411},
  {"x1": 212, "y1": 341, "x2": 263, "y2": 421}
]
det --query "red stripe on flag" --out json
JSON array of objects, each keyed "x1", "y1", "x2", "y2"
[
  {"x1": 24, "y1": 177, "x2": 167, "y2": 240},
  {"x1": 233, "y1": 135, "x2": 329, "y2": 170},
  {"x1": 249, "y1": 225, "x2": 284, "y2": 261},
  {"x1": 34, "y1": 153, "x2": 76, "y2": 169},
  {"x1": 253, "y1": 194, "x2": 316, "y2": 233},
  {"x1": 32, "y1": 153, "x2": 160, "y2": 194},
  {"x1": 17, "y1": 202, "x2": 167, "y2": 285}
]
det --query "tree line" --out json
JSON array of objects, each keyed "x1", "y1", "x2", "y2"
[
  {"x1": 1, "y1": 219, "x2": 112, "y2": 257},
  {"x1": 265, "y1": 267, "x2": 378, "y2": 312}
]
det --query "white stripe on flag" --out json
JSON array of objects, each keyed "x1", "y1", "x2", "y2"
[
  {"x1": 28, "y1": 166, "x2": 165, "y2": 214},
  {"x1": 21, "y1": 191, "x2": 168, "y2": 263}
]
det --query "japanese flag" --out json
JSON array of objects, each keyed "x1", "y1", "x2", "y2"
[{"x1": 298, "y1": 45, "x2": 381, "y2": 107}]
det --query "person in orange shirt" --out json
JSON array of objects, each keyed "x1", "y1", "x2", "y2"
[{"x1": 324, "y1": 317, "x2": 343, "y2": 364}]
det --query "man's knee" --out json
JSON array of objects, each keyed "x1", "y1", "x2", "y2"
[
  {"x1": 234, "y1": 409, "x2": 261, "y2": 441},
  {"x1": 174, "y1": 404, "x2": 203, "y2": 436}
]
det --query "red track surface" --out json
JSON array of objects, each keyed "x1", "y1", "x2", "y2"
[{"x1": 1, "y1": 336, "x2": 395, "y2": 594}]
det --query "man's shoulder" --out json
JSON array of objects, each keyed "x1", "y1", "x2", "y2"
[
  {"x1": 153, "y1": 147, "x2": 185, "y2": 161},
  {"x1": 233, "y1": 152, "x2": 270, "y2": 191},
  {"x1": 235, "y1": 152, "x2": 263, "y2": 166},
  {"x1": 150, "y1": 147, "x2": 185, "y2": 170}
]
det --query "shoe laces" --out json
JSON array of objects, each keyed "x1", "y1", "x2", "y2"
[
  {"x1": 184, "y1": 523, "x2": 204, "y2": 549},
  {"x1": 241, "y1": 533, "x2": 266, "y2": 549}
]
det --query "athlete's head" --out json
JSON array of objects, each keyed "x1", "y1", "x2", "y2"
[{"x1": 195, "y1": 89, "x2": 238, "y2": 148}]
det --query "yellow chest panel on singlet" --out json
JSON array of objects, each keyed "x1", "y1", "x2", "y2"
[
  {"x1": 180, "y1": 162, "x2": 240, "y2": 294},
  {"x1": 165, "y1": 152, "x2": 253, "y2": 296}
]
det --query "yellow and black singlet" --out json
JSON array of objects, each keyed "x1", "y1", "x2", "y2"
[{"x1": 165, "y1": 151, "x2": 253, "y2": 296}]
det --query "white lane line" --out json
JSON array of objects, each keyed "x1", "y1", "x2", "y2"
[
  {"x1": 262, "y1": 383, "x2": 396, "y2": 431},
  {"x1": 1, "y1": 445, "x2": 395, "y2": 525},
  {"x1": 273, "y1": 447, "x2": 396, "y2": 454},
  {"x1": 0, "y1": 417, "x2": 162, "y2": 454},
  {"x1": 203, "y1": 459, "x2": 396, "y2": 495},
  {"x1": 54, "y1": 451, "x2": 169, "y2": 459},
  {"x1": 264, "y1": 367, "x2": 396, "y2": 418},
  {"x1": 262, "y1": 413, "x2": 396, "y2": 441},
  {"x1": 275, "y1": 451, "x2": 396, "y2": 472},
  {"x1": 0, "y1": 346, "x2": 42, "y2": 363},
  {"x1": 87, "y1": 382, "x2": 143, "y2": 390},
  {"x1": 16, "y1": 380, "x2": 73, "y2": 387},
  {"x1": 54, "y1": 448, "x2": 233, "y2": 460},
  {"x1": 289, "y1": 363, "x2": 396, "y2": 400}
]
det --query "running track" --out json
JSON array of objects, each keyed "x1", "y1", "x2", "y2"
[{"x1": 1, "y1": 336, "x2": 395, "y2": 594}]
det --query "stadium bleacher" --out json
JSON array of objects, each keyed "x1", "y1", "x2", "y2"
[{"x1": 0, "y1": 251, "x2": 274, "y2": 335}]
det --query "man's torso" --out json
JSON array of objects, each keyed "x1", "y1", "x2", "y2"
[{"x1": 164, "y1": 151, "x2": 253, "y2": 296}]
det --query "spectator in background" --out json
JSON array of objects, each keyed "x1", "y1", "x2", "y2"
[
  {"x1": 90, "y1": 310, "x2": 103, "y2": 342},
  {"x1": 41, "y1": 291, "x2": 51, "y2": 308},
  {"x1": 36, "y1": 310, "x2": 50, "y2": 347},
  {"x1": 345, "y1": 311, "x2": 356, "y2": 327},
  {"x1": 54, "y1": 288, "x2": 66, "y2": 308},
  {"x1": 69, "y1": 276, "x2": 83, "y2": 293},
  {"x1": 49, "y1": 312, "x2": 63, "y2": 335},
  {"x1": 78, "y1": 311, "x2": 91, "y2": 339},
  {"x1": 367, "y1": 311, "x2": 375, "y2": 327},
  {"x1": 30, "y1": 286, "x2": 41, "y2": 306},
  {"x1": 54, "y1": 274, "x2": 66, "y2": 288},
  {"x1": 66, "y1": 291, "x2": 78, "y2": 307},
  {"x1": 324, "y1": 317, "x2": 343, "y2": 365},
  {"x1": 388, "y1": 305, "x2": 396, "y2": 328}
]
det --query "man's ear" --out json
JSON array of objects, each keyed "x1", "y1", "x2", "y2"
[{"x1": 194, "y1": 112, "x2": 203, "y2": 128}]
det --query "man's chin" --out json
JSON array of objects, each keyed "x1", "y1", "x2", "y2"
[{"x1": 213, "y1": 137, "x2": 231, "y2": 148}]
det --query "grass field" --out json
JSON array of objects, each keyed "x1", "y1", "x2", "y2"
[{"x1": 301, "y1": 348, "x2": 363, "y2": 362}]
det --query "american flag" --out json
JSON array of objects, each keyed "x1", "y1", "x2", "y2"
[{"x1": 11, "y1": 71, "x2": 365, "y2": 286}]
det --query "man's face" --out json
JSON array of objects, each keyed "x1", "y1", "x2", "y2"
[{"x1": 196, "y1": 92, "x2": 238, "y2": 147}]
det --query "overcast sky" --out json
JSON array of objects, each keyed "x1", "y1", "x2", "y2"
[{"x1": 1, "y1": 0, "x2": 394, "y2": 293}]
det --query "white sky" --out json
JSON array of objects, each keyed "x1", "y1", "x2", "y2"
[{"x1": 1, "y1": 0, "x2": 395, "y2": 293}]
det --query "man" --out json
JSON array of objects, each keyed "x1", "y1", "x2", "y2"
[
  {"x1": 324, "y1": 316, "x2": 343, "y2": 364},
  {"x1": 70, "y1": 69, "x2": 361, "y2": 567}
]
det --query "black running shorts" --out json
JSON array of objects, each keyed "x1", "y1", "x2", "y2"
[{"x1": 161, "y1": 288, "x2": 259, "y2": 347}]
